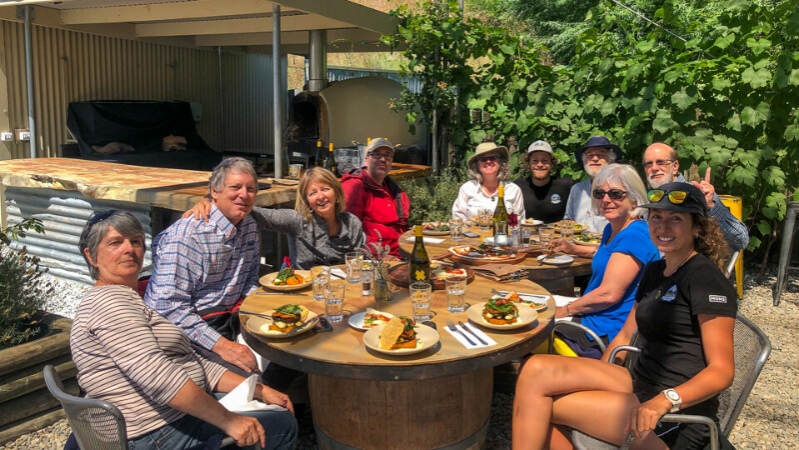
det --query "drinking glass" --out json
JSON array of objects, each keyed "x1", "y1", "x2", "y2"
[
  {"x1": 539, "y1": 226, "x2": 555, "y2": 250},
  {"x1": 522, "y1": 228, "x2": 532, "y2": 248},
  {"x1": 311, "y1": 265, "x2": 331, "y2": 301},
  {"x1": 449, "y1": 218, "x2": 464, "y2": 241},
  {"x1": 345, "y1": 251, "x2": 363, "y2": 284},
  {"x1": 560, "y1": 220, "x2": 575, "y2": 243},
  {"x1": 410, "y1": 281, "x2": 432, "y2": 322},
  {"x1": 478, "y1": 209, "x2": 493, "y2": 230},
  {"x1": 445, "y1": 277, "x2": 467, "y2": 313},
  {"x1": 324, "y1": 279, "x2": 346, "y2": 322}
]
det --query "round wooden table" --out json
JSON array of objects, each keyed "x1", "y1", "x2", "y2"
[
  {"x1": 241, "y1": 274, "x2": 554, "y2": 450},
  {"x1": 398, "y1": 226, "x2": 594, "y2": 296}
]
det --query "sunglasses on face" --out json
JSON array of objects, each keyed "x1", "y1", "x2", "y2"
[
  {"x1": 478, "y1": 154, "x2": 500, "y2": 163},
  {"x1": 648, "y1": 189, "x2": 689, "y2": 204},
  {"x1": 592, "y1": 189, "x2": 627, "y2": 200},
  {"x1": 87, "y1": 210, "x2": 117, "y2": 229}
]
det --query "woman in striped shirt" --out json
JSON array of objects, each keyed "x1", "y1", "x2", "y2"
[{"x1": 70, "y1": 210, "x2": 297, "y2": 449}]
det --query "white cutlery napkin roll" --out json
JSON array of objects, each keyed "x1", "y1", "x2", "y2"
[
  {"x1": 218, "y1": 374, "x2": 286, "y2": 412},
  {"x1": 445, "y1": 322, "x2": 497, "y2": 349}
]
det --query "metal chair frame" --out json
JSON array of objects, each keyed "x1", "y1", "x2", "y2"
[
  {"x1": 548, "y1": 319, "x2": 608, "y2": 356},
  {"x1": 570, "y1": 313, "x2": 771, "y2": 450}
]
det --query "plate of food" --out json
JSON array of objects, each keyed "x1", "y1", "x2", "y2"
[
  {"x1": 244, "y1": 304, "x2": 319, "y2": 338},
  {"x1": 259, "y1": 267, "x2": 312, "y2": 291},
  {"x1": 448, "y1": 244, "x2": 526, "y2": 266},
  {"x1": 466, "y1": 294, "x2": 538, "y2": 330},
  {"x1": 573, "y1": 232, "x2": 602, "y2": 247},
  {"x1": 537, "y1": 254, "x2": 574, "y2": 266},
  {"x1": 363, "y1": 316, "x2": 440, "y2": 355},
  {"x1": 423, "y1": 222, "x2": 451, "y2": 236},
  {"x1": 551, "y1": 221, "x2": 590, "y2": 234},
  {"x1": 494, "y1": 290, "x2": 549, "y2": 311},
  {"x1": 349, "y1": 308, "x2": 394, "y2": 331},
  {"x1": 521, "y1": 218, "x2": 544, "y2": 227},
  {"x1": 387, "y1": 261, "x2": 474, "y2": 289}
]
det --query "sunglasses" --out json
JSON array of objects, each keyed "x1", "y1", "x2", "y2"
[
  {"x1": 648, "y1": 189, "x2": 689, "y2": 204},
  {"x1": 478, "y1": 154, "x2": 500, "y2": 163},
  {"x1": 643, "y1": 159, "x2": 674, "y2": 170},
  {"x1": 592, "y1": 189, "x2": 627, "y2": 200},
  {"x1": 87, "y1": 210, "x2": 117, "y2": 229}
]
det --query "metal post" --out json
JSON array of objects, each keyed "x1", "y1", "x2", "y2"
[
  {"x1": 273, "y1": 5, "x2": 283, "y2": 178},
  {"x1": 23, "y1": 6, "x2": 36, "y2": 158},
  {"x1": 217, "y1": 46, "x2": 225, "y2": 151}
]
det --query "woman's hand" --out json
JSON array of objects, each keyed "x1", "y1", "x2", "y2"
[
  {"x1": 551, "y1": 238, "x2": 574, "y2": 255},
  {"x1": 182, "y1": 197, "x2": 212, "y2": 220},
  {"x1": 221, "y1": 412, "x2": 266, "y2": 448},
  {"x1": 626, "y1": 395, "x2": 670, "y2": 439},
  {"x1": 257, "y1": 384, "x2": 295, "y2": 414}
]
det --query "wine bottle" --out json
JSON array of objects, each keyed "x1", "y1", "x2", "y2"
[
  {"x1": 492, "y1": 184, "x2": 509, "y2": 243},
  {"x1": 409, "y1": 224, "x2": 430, "y2": 282},
  {"x1": 315, "y1": 140, "x2": 324, "y2": 167},
  {"x1": 325, "y1": 143, "x2": 337, "y2": 176}
]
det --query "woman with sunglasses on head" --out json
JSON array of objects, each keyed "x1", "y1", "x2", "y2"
[
  {"x1": 70, "y1": 211, "x2": 298, "y2": 449},
  {"x1": 512, "y1": 183, "x2": 736, "y2": 450},
  {"x1": 451, "y1": 141, "x2": 526, "y2": 222},
  {"x1": 549, "y1": 164, "x2": 660, "y2": 357}
]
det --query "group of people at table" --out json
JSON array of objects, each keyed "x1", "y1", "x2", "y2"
[{"x1": 66, "y1": 134, "x2": 747, "y2": 449}]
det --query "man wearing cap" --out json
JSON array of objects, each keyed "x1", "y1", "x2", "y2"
[
  {"x1": 513, "y1": 140, "x2": 574, "y2": 224},
  {"x1": 452, "y1": 141, "x2": 526, "y2": 222},
  {"x1": 341, "y1": 138, "x2": 410, "y2": 257},
  {"x1": 642, "y1": 142, "x2": 749, "y2": 251},
  {"x1": 563, "y1": 136, "x2": 622, "y2": 233}
]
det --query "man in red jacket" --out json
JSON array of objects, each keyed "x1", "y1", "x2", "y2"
[{"x1": 341, "y1": 138, "x2": 410, "y2": 257}]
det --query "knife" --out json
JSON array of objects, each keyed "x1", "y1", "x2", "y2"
[
  {"x1": 255, "y1": 292, "x2": 308, "y2": 296},
  {"x1": 458, "y1": 321, "x2": 488, "y2": 345}
]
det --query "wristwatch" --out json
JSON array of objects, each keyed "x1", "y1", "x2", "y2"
[{"x1": 662, "y1": 389, "x2": 682, "y2": 412}]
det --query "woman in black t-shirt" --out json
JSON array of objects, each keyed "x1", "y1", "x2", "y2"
[{"x1": 512, "y1": 182, "x2": 737, "y2": 450}]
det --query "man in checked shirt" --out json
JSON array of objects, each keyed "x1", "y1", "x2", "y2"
[{"x1": 144, "y1": 157, "x2": 261, "y2": 375}]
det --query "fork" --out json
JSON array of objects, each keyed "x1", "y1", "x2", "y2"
[{"x1": 447, "y1": 319, "x2": 476, "y2": 346}]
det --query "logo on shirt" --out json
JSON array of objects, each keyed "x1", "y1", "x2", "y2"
[
  {"x1": 659, "y1": 285, "x2": 678, "y2": 302},
  {"x1": 709, "y1": 295, "x2": 727, "y2": 304},
  {"x1": 551, "y1": 194, "x2": 562, "y2": 204}
]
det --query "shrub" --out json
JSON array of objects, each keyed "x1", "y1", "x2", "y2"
[
  {"x1": 0, "y1": 219, "x2": 54, "y2": 349},
  {"x1": 401, "y1": 167, "x2": 467, "y2": 224}
]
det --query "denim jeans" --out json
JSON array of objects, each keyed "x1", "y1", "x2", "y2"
[{"x1": 128, "y1": 407, "x2": 298, "y2": 450}]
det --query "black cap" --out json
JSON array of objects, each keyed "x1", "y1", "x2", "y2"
[{"x1": 640, "y1": 182, "x2": 708, "y2": 216}]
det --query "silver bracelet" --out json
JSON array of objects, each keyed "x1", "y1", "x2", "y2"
[{"x1": 566, "y1": 304, "x2": 571, "y2": 315}]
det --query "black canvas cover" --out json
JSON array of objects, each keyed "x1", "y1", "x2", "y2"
[{"x1": 66, "y1": 100, "x2": 221, "y2": 171}]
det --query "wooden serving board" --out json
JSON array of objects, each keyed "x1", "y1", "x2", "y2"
[
  {"x1": 387, "y1": 263, "x2": 475, "y2": 290},
  {"x1": 447, "y1": 252, "x2": 527, "y2": 267}
]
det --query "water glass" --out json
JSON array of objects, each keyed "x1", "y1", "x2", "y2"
[
  {"x1": 288, "y1": 164, "x2": 303, "y2": 179},
  {"x1": 539, "y1": 226, "x2": 555, "y2": 250},
  {"x1": 522, "y1": 228, "x2": 532, "y2": 248},
  {"x1": 324, "y1": 279, "x2": 346, "y2": 322},
  {"x1": 345, "y1": 251, "x2": 363, "y2": 284},
  {"x1": 360, "y1": 260, "x2": 374, "y2": 296},
  {"x1": 445, "y1": 277, "x2": 467, "y2": 313},
  {"x1": 449, "y1": 218, "x2": 464, "y2": 241},
  {"x1": 560, "y1": 220, "x2": 575, "y2": 243},
  {"x1": 311, "y1": 265, "x2": 330, "y2": 301},
  {"x1": 409, "y1": 281, "x2": 432, "y2": 322},
  {"x1": 478, "y1": 209, "x2": 493, "y2": 230}
]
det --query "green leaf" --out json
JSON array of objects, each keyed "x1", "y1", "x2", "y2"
[
  {"x1": 785, "y1": 125, "x2": 799, "y2": 142},
  {"x1": 671, "y1": 90, "x2": 695, "y2": 110},
  {"x1": 712, "y1": 77, "x2": 732, "y2": 91},
  {"x1": 741, "y1": 67, "x2": 772, "y2": 89},
  {"x1": 729, "y1": 166, "x2": 756, "y2": 186},
  {"x1": 746, "y1": 38, "x2": 771, "y2": 56},
  {"x1": 740, "y1": 103, "x2": 770, "y2": 128},
  {"x1": 789, "y1": 69, "x2": 799, "y2": 86},
  {"x1": 786, "y1": 11, "x2": 799, "y2": 36},
  {"x1": 712, "y1": 34, "x2": 735, "y2": 50},
  {"x1": 653, "y1": 110, "x2": 678, "y2": 134},
  {"x1": 726, "y1": 113, "x2": 742, "y2": 132}
]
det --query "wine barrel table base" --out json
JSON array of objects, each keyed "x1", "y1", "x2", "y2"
[{"x1": 310, "y1": 368, "x2": 492, "y2": 450}]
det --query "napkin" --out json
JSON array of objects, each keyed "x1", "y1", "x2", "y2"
[
  {"x1": 472, "y1": 264, "x2": 529, "y2": 282},
  {"x1": 236, "y1": 333, "x2": 269, "y2": 372},
  {"x1": 330, "y1": 267, "x2": 347, "y2": 280},
  {"x1": 218, "y1": 375, "x2": 285, "y2": 412},
  {"x1": 445, "y1": 322, "x2": 497, "y2": 349},
  {"x1": 404, "y1": 236, "x2": 445, "y2": 244}
]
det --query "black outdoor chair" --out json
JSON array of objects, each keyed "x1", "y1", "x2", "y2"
[
  {"x1": 569, "y1": 313, "x2": 771, "y2": 450},
  {"x1": 43, "y1": 365, "x2": 249, "y2": 450}
]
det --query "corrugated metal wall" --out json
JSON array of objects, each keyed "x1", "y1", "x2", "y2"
[
  {"x1": 4, "y1": 186, "x2": 153, "y2": 286},
  {"x1": 325, "y1": 66, "x2": 422, "y2": 94},
  {"x1": 0, "y1": 19, "x2": 278, "y2": 160}
]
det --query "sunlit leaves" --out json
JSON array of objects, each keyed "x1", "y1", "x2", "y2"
[
  {"x1": 740, "y1": 103, "x2": 771, "y2": 128},
  {"x1": 746, "y1": 38, "x2": 771, "y2": 56},
  {"x1": 741, "y1": 66, "x2": 772, "y2": 88},
  {"x1": 713, "y1": 34, "x2": 735, "y2": 50}
]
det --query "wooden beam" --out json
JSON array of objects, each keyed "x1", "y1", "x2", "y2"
[
  {"x1": 196, "y1": 28, "x2": 386, "y2": 49},
  {"x1": 272, "y1": 0, "x2": 398, "y2": 35},
  {"x1": 136, "y1": 14, "x2": 351, "y2": 37}
]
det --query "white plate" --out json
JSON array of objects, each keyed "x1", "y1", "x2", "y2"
[
  {"x1": 483, "y1": 237, "x2": 494, "y2": 245},
  {"x1": 348, "y1": 311, "x2": 395, "y2": 331},
  {"x1": 363, "y1": 323, "x2": 440, "y2": 355},
  {"x1": 537, "y1": 254, "x2": 574, "y2": 266},
  {"x1": 521, "y1": 219, "x2": 544, "y2": 227},
  {"x1": 573, "y1": 239, "x2": 601, "y2": 247},
  {"x1": 423, "y1": 229, "x2": 451, "y2": 236},
  {"x1": 466, "y1": 302, "x2": 538, "y2": 330},
  {"x1": 244, "y1": 310, "x2": 319, "y2": 338},
  {"x1": 495, "y1": 291, "x2": 549, "y2": 311},
  {"x1": 259, "y1": 270, "x2": 312, "y2": 291}
]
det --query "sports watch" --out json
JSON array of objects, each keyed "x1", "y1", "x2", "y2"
[{"x1": 662, "y1": 389, "x2": 682, "y2": 412}]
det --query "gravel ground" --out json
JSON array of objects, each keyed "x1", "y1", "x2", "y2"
[{"x1": 3, "y1": 270, "x2": 796, "y2": 450}]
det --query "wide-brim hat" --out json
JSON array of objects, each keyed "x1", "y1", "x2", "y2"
[
  {"x1": 640, "y1": 182, "x2": 708, "y2": 216},
  {"x1": 468, "y1": 141, "x2": 508, "y2": 165},
  {"x1": 364, "y1": 137, "x2": 396, "y2": 156},
  {"x1": 575, "y1": 136, "x2": 624, "y2": 164},
  {"x1": 526, "y1": 140, "x2": 553, "y2": 155}
]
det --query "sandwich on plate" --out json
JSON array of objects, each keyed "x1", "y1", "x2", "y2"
[
  {"x1": 379, "y1": 316, "x2": 418, "y2": 349},
  {"x1": 268, "y1": 304, "x2": 309, "y2": 333},
  {"x1": 482, "y1": 294, "x2": 519, "y2": 325}
]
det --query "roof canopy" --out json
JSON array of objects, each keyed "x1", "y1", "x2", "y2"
[{"x1": 0, "y1": 0, "x2": 398, "y2": 54}]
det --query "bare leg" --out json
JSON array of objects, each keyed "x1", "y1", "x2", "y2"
[
  {"x1": 548, "y1": 425, "x2": 573, "y2": 450},
  {"x1": 512, "y1": 354, "x2": 633, "y2": 449}
]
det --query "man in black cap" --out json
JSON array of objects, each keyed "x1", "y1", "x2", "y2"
[{"x1": 563, "y1": 136, "x2": 623, "y2": 233}]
